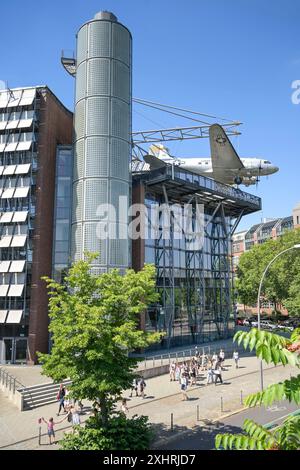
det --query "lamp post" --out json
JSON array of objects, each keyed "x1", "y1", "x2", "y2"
[{"x1": 257, "y1": 244, "x2": 300, "y2": 391}]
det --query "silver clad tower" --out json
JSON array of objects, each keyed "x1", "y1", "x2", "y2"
[{"x1": 71, "y1": 11, "x2": 131, "y2": 272}]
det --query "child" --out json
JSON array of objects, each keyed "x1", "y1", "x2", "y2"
[
  {"x1": 41, "y1": 416, "x2": 65, "y2": 445},
  {"x1": 121, "y1": 398, "x2": 129, "y2": 414}
]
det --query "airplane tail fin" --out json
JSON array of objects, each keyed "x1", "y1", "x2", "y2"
[{"x1": 209, "y1": 124, "x2": 244, "y2": 176}]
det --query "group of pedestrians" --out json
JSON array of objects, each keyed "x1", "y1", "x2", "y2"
[
  {"x1": 129, "y1": 377, "x2": 147, "y2": 398},
  {"x1": 40, "y1": 383, "x2": 82, "y2": 445},
  {"x1": 169, "y1": 348, "x2": 240, "y2": 397}
]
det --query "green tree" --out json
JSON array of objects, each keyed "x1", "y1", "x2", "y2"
[
  {"x1": 236, "y1": 228, "x2": 300, "y2": 313},
  {"x1": 38, "y1": 254, "x2": 161, "y2": 430},
  {"x1": 284, "y1": 272, "x2": 300, "y2": 316},
  {"x1": 215, "y1": 328, "x2": 300, "y2": 450}
]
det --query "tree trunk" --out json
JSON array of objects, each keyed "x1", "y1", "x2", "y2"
[{"x1": 99, "y1": 393, "x2": 109, "y2": 428}]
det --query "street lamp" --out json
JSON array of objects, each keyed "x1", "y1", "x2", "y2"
[{"x1": 257, "y1": 244, "x2": 300, "y2": 391}]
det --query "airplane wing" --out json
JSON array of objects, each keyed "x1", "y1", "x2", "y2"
[
  {"x1": 143, "y1": 154, "x2": 168, "y2": 170},
  {"x1": 209, "y1": 124, "x2": 244, "y2": 181}
]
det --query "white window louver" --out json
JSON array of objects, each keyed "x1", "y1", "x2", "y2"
[
  {"x1": 0, "y1": 261, "x2": 10, "y2": 272},
  {"x1": 6, "y1": 310, "x2": 23, "y2": 324},
  {"x1": 0, "y1": 235, "x2": 12, "y2": 247},
  {"x1": 9, "y1": 260, "x2": 25, "y2": 273},
  {"x1": 13, "y1": 187, "x2": 29, "y2": 198},
  {"x1": 0, "y1": 212, "x2": 14, "y2": 223},
  {"x1": 15, "y1": 164, "x2": 31, "y2": 175},
  {"x1": 0, "y1": 285, "x2": 9, "y2": 296},
  {"x1": 11, "y1": 235, "x2": 27, "y2": 247},
  {"x1": 0, "y1": 310, "x2": 8, "y2": 323},
  {"x1": 8, "y1": 284, "x2": 24, "y2": 297}
]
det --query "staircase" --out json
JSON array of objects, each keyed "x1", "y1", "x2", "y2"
[{"x1": 20, "y1": 379, "x2": 72, "y2": 410}]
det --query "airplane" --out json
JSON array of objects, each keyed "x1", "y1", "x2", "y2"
[{"x1": 143, "y1": 123, "x2": 279, "y2": 186}]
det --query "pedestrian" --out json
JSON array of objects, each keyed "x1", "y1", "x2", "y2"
[
  {"x1": 169, "y1": 361, "x2": 176, "y2": 381},
  {"x1": 206, "y1": 366, "x2": 214, "y2": 385},
  {"x1": 180, "y1": 374, "x2": 188, "y2": 400},
  {"x1": 130, "y1": 378, "x2": 139, "y2": 397},
  {"x1": 212, "y1": 352, "x2": 218, "y2": 368},
  {"x1": 121, "y1": 398, "x2": 129, "y2": 415},
  {"x1": 71, "y1": 406, "x2": 81, "y2": 426},
  {"x1": 214, "y1": 365, "x2": 223, "y2": 385},
  {"x1": 219, "y1": 349, "x2": 225, "y2": 365},
  {"x1": 175, "y1": 363, "x2": 181, "y2": 381},
  {"x1": 41, "y1": 416, "x2": 65, "y2": 445},
  {"x1": 233, "y1": 350, "x2": 239, "y2": 368},
  {"x1": 56, "y1": 383, "x2": 66, "y2": 416},
  {"x1": 190, "y1": 365, "x2": 197, "y2": 385},
  {"x1": 64, "y1": 387, "x2": 70, "y2": 408},
  {"x1": 138, "y1": 378, "x2": 146, "y2": 398}
]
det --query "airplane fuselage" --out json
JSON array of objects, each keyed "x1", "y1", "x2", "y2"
[{"x1": 162, "y1": 157, "x2": 278, "y2": 186}]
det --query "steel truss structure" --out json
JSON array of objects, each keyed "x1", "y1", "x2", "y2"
[{"x1": 134, "y1": 165, "x2": 260, "y2": 348}]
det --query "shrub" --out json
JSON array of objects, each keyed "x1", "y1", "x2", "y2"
[{"x1": 60, "y1": 413, "x2": 153, "y2": 450}]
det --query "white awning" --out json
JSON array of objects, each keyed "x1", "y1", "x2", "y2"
[
  {"x1": 0, "y1": 235, "x2": 12, "y2": 247},
  {"x1": 18, "y1": 118, "x2": 33, "y2": 129},
  {"x1": 6, "y1": 120, "x2": 18, "y2": 130},
  {"x1": 3, "y1": 165, "x2": 16, "y2": 175},
  {"x1": 5, "y1": 143, "x2": 18, "y2": 152},
  {"x1": 14, "y1": 187, "x2": 29, "y2": 198},
  {"x1": 9, "y1": 260, "x2": 26, "y2": 273},
  {"x1": 0, "y1": 261, "x2": 10, "y2": 273},
  {"x1": 0, "y1": 143, "x2": 6, "y2": 153},
  {"x1": 16, "y1": 141, "x2": 32, "y2": 152},
  {"x1": 15, "y1": 164, "x2": 31, "y2": 175},
  {"x1": 1, "y1": 188, "x2": 15, "y2": 198},
  {"x1": 6, "y1": 310, "x2": 23, "y2": 324},
  {"x1": 6, "y1": 91, "x2": 22, "y2": 108},
  {"x1": 0, "y1": 310, "x2": 8, "y2": 323},
  {"x1": 0, "y1": 212, "x2": 14, "y2": 223},
  {"x1": 11, "y1": 235, "x2": 27, "y2": 247},
  {"x1": 19, "y1": 89, "x2": 36, "y2": 106},
  {"x1": 12, "y1": 211, "x2": 28, "y2": 223},
  {"x1": 8, "y1": 284, "x2": 24, "y2": 297},
  {"x1": 0, "y1": 122, "x2": 7, "y2": 130},
  {"x1": 0, "y1": 285, "x2": 9, "y2": 297}
]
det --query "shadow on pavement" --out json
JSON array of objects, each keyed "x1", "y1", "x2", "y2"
[{"x1": 152, "y1": 420, "x2": 243, "y2": 450}]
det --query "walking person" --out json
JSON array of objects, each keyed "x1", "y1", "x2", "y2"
[
  {"x1": 121, "y1": 398, "x2": 129, "y2": 415},
  {"x1": 212, "y1": 352, "x2": 218, "y2": 368},
  {"x1": 214, "y1": 365, "x2": 223, "y2": 385},
  {"x1": 138, "y1": 378, "x2": 146, "y2": 398},
  {"x1": 169, "y1": 361, "x2": 176, "y2": 381},
  {"x1": 41, "y1": 416, "x2": 65, "y2": 445},
  {"x1": 130, "y1": 378, "x2": 139, "y2": 397},
  {"x1": 175, "y1": 363, "x2": 181, "y2": 382},
  {"x1": 56, "y1": 384, "x2": 66, "y2": 416},
  {"x1": 180, "y1": 374, "x2": 188, "y2": 400},
  {"x1": 206, "y1": 365, "x2": 214, "y2": 385},
  {"x1": 233, "y1": 350, "x2": 239, "y2": 368},
  {"x1": 219, "y1": 349, "x2": 225, "y2": 365}
]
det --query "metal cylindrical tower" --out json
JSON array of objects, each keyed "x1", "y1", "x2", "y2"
[{"x1": 71, "y1": 11, "x2": 132, "y2": 273}]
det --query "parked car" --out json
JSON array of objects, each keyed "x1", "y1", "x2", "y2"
[{"x1": 260, "y1": 321, "x2": 277, "y2": 330}]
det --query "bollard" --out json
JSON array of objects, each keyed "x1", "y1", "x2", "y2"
[
  {"x1": 153, "y1": 357, "x2": 155, "y2": 368},
  {"x1": 168, "y1": 354, "x2": 171, "y2": 365},
  {"x1": 240, "y1": 390, "x2": 243, "y2": 405},
  {"x1": 144, "y1": 359, "x2": 146, "y2": 370},
  {"x1": 221, "y1": 397, "x2": 224, "y2": 412},
  {"x1": 197, "y1": 405, "x2": 200, "y2": 421},
  {"x1": 13, "y1": 378, "x2": 16, "y2": 393},
  {"x1": 171, "y1": 413, "x2": 174, "y2": 431}
]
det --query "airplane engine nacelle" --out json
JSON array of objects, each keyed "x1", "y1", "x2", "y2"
[
  {"x1": 242, "y1": 176, "x2": 257, "y2": 186},
  {"x1": 234, "y1": 176, "x2": 243, "y2": 185}
]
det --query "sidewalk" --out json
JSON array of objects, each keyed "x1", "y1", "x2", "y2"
[{"x1": 0, "y1": 355, "x2": 297, "y2": 450}]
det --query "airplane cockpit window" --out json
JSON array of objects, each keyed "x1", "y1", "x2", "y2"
[{"x1": 264, "y1": 160, "x2": 271, "y2": 164}]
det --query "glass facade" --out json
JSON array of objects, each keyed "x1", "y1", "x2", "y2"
[
  {"x1": 143, "y1": 192, "x2": 235, "y2": 350},
  {"x1": 52, "y1": 146, "x2": 73, "y2": 283}
]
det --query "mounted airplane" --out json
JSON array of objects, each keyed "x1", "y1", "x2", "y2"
[{"x1": 143, "y1": 123, "x2": 278, "y2": 186}]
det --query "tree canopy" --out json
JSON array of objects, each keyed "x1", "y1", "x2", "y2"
[
  {"x1": 236, "y1": 228, "x2": 300, "y2": 314},
  {"x1": 215, "y1": 327, "x2": 300, "y2": 450},
  {"x1": 38, "y1": 254, "x2": 161, "y2": 428}
]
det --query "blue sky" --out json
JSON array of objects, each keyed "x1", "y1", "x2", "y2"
[{"x1": 1, "y1": 0, "x2": 299, "y2": 231}]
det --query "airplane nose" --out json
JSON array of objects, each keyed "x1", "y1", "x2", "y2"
[{"x1": 272, "y1": 166, "x2": 279, "y2": 174}]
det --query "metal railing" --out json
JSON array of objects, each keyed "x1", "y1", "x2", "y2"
[
  {"x1": 136, "y1": 343, "x2": 249, "y2": 371},
  {"x1": 0, "y1": 366, "x2": 26, "y2": 394}
]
